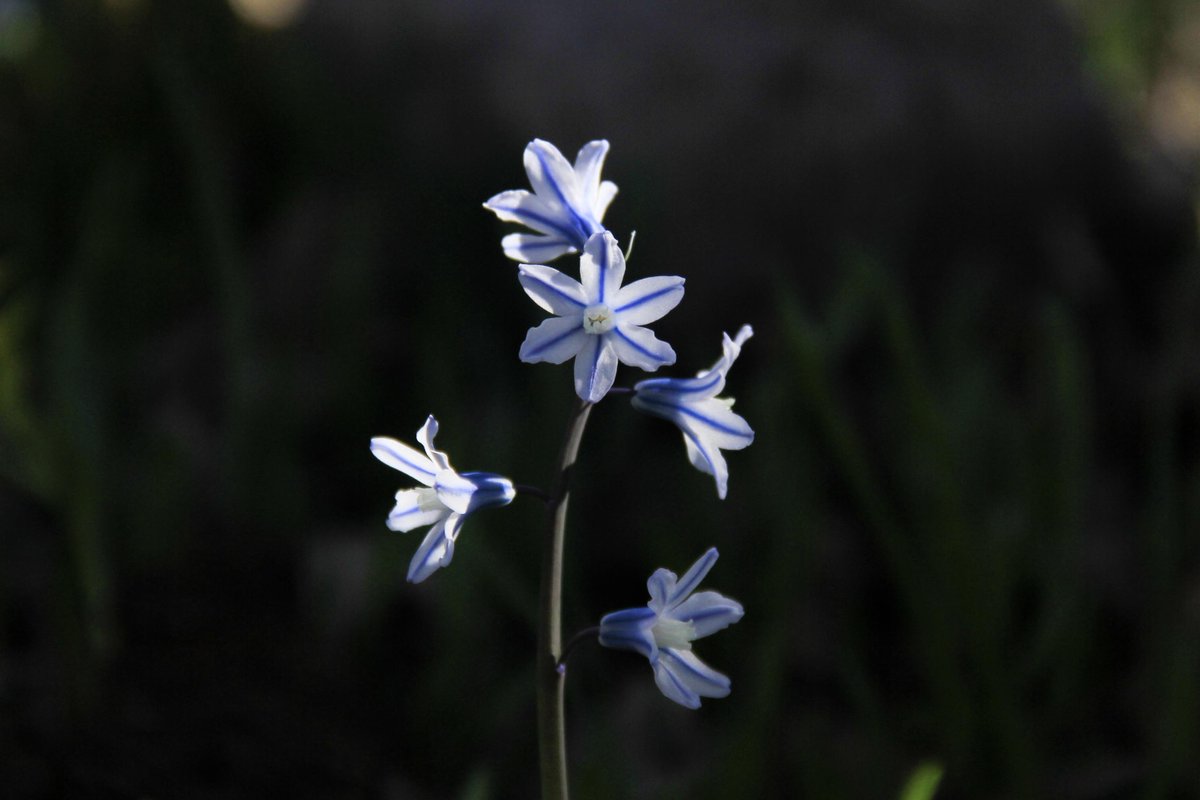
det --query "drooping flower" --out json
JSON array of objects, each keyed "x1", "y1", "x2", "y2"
[
  {"x1": 599, "y1": 548, "x2": 744, "y2": 709},
  {"x1": 631, "y1": 325, "x2": 754, "y2": 499},
  {"x1": 483, "y1": 138, "x2": 619, "y2": 262},
  {"x1": 370, "y1": 416, "x2": 515, "y2": 583},
  {"x1": 518, "y1": 231, "x2": 683, "y2": 403}
]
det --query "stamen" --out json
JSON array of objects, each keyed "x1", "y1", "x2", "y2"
[
  {"x1": 582, "y1": 303, "x2": 616, "y2": 334},
  {"x1": 652, "y1": 617, "x2": 696, "y2": 650}
]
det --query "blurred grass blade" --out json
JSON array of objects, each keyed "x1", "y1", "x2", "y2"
[{"x1": 898, "y1": 760, "x2": 944, "y2": 800}]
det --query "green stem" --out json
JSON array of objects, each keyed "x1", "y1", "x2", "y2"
[{"x1": 537, "y1": 399, "x2": 593, "y2": 800}]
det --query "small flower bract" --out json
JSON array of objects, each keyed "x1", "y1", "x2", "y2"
[
  {"x1": 370, "y1": 416, "x2": 515, "y2": 583},
  {"x1": 518, "y1": 231, "x2": 684, "y2": 403},
  {"x1": 598, "y1": 548, "x2": 744, "y2": 709}
]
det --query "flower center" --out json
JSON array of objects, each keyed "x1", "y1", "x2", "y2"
[
  {"x1": 651, "y1": 617, "x2": 696, "y2": 650},
  {"x1": 582, "y1": 303, "x2": 615, "y2": 335},
  {"x1": 414, "y1": 486, "x2": 446, "y2": 512}
]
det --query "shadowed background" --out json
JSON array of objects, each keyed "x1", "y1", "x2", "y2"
[{"x1": 1, "y1": 0, "x2": 1198, "y2": 797}]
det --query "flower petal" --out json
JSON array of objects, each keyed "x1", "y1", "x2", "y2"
[
  {"x1": 501, "y1": 232, "x2": 576, "y2": 263},
  {"x1": 370, "y1": 436, "x2": 437, "y2": 486},
  {"x1": 579, "y1": 232, "x2": 624, "y2": 305},
  {"x1": 386, "y1": 489, "x2": 447, "y2": 532},
  {"x1": 524, "y1": 140, "x2": 594, "y2": 246},
  {"x1": 666, "y1": 547, "x2": 719, "y2": 608},
  {"x1": 573, "y1": 335, "x2": 619, "y2": 403},
  {"x1": 657, "y1": 649, "x2": 731, "y2": 702},
  {"x1": 686, "y1": 399, "x2": 755, "y2": 452},
  {"x1": 460, "y1": 472, "x2": 517, "y2": 513},
  {"x1": 434, "y1": 469, "x2": 477, "y2": 515},
  {"x1": 598, "y1": 606, "x2": 658, "y2": 660},
  {"x1": 652, "y1": 652, "x2": 701, "y2": 709},
  {"x1": 595, "y1": 180, "x2": 618, "y2": 220},
  {"x1": 525, "y1": 139, "x2": 583, "y2": 208},
  {"x1": 670, "y1": 590, "x2": 745, "y2": 639},
  {"x1": 636, "y1": 396, "x2": 754, "y2": 453},
  {"x1": 416, "y1": 415, "x2": 451, "y2": 472},
  {"x1": 647, "y1": 567, "x2": 677, "y2": 612},
  {"x1": 613, "y1": 276, "x2": 685, "y2": 326},
  {"x1": 633, "y1": 325, "x2": 753, "y2": 400},
  {"x1": 684, "y1": 431, "x2": 731, "y2": 499},
  {"x1": 518, "y1": 264, "x2": 588, "y2": 315},
  {"x1": 572, "y1": 139, "x2": 611, "y2": 210},
  {"x1": 406, "y1": 514, "x2": 463, "y2": 583},
  {"x1": 611, "y1": 324, "x2": 676, "y2": 372},
  {"x1": 632, "y1": 369, "x2": 724, "y2": 402},
  {"x1": 483, "y1": 189, "x2": 582, "y2": 244},
  {"x1": 520, "y1": 315, "x2": 587, "y2": 364}
]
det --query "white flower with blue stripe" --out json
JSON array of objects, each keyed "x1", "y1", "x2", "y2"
[
  {"x1": 599, "y1": 548, "x2": 743, "y2": 709},
  {"x1": 632, "y1": 325, "x2": 754, "y2": 499},
  {"x1": 483, "y1": 138, "x2": 618, "y2": 263},
  {"x1": 370, "y1": 416, "x2": 515, "y2": 583},
  {"x1": 518, "y1": 231, "x2": 683, "y2": 403}
]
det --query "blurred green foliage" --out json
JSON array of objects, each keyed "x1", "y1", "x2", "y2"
[
  {"x1": 1, "y1": 1, "x2": 1199, "y2": 799},
  {"x1": 898, "y1": 761, "x2": 944, "y2": 800}
]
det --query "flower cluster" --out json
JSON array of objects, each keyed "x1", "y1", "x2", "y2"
[{"x1": 372, "y1": 138, "x2": 755, "y2": 710}]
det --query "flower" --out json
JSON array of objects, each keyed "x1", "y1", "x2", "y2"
[
  {"x1": 518, "y1": 231, "x2": 684, "y2": 403},
  {"x1": 370, "y1": 416, "x2": 515, "y2": 583},
  {"x1": 599, "y1": 548, "x2": 744, "y2": 709},
  {"x1": 631, "y1": 325, "x2": 754, "y2": 499},
  {"x1": 483, "y1": 138, "x2": 619, "y2": 262}
]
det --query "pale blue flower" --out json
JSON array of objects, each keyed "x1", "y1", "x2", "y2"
[
  {"x1": 632, "y1": 325, "x2": 754, "y2": 499},
  {"x1": 599, "y1": 548, "x2": 744, "y2": 709},
  {"x1": 518, "y1": 231, "x2": 683, "y2": 403},
  {"x1": 483, "y1": 138, "x2": 618, "y2": 262},
  {"x1": 370, "y1": 416, "x2": 515, "y2": 583}
]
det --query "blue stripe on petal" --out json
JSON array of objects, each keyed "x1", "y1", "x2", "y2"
[
  {"x1": 392, "y1": 506, "x2": 422, "y2": 518},
  {"x1": 613, "y1": 327, "x2": 667, "y2": 364},
  {"x1": 634, "y1": 370, "x2": 724, "y2": 398},
  {"x1": 526, "y1": 324, "x2": 582, "y2": 359},
  {"x1": 594, "y1": 238, "x2": 609, "y2": 304},
  {"x1": 646, "y1": 568, "x2": 676, "y2": 611},
  {"x1": 533, "y1": 147, "x2": 591, "y2": 246},
  {"x1": 668, "y1": 548, "x2": 719, "y2": 607},
  {"x1": 599, "y1": 607, "x2": 657, "y2": 658},
  {"x1": 661, "y1": 649, "x2": 731, "y2": 697},
  {"x1": 632, "y1": 396, "x2": 754, "y2": 440},
  {"x1": 575, "y1": 335, "x2": 603, "y2": 400},
  {"x1": 599, "y1": 632, "x2": 656, "y2": 659},
  {"x1": 461, "y1": 472, "x2": 517, "y2": 511},
  {"x1": 515, "y1": 205, "x2": 586, "y2": 245},
  {"x1": 521, "y1": 272, "x2": 586, "y2": 309},
  {"x1": 505, "y1": 234, "x2": 575, "y2": 260},
  {"x1": 614, "y1": 284, "x2": 681, "y2": 315},
  {"x1": 681, "y1": 428, "x2": 719, "y2": 475},
  {"x1": 653, "y1": 656, "x2": 702, "y2": 709},
  {"x1": 370, "y1": 438, "x2": 437, "y2": 480},
  {"x1": 407, "y1": 523, "x2": 453, "y2": 583}
]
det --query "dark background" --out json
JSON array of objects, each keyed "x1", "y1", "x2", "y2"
[{"x1": 1, "y1": 0, "x2": 1198, "y2": 797}]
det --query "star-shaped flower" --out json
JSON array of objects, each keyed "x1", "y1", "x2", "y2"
[
  {"x1": 483, "y1": 138, "x2": 619, "y2": 262},
  {"x1": 370, "y1": 416, "x2": 515, "y2": 583},
  {"x1": 598, "y1": 548, "x2": 744, "y2": 709},
  {"x1": 518, "y1": 231, "x2": 684, "y2": 403},
  {"x1": 631, "y1": 325, "x2": 754, "y2": 499}
]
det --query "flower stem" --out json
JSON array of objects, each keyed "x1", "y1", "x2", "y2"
[
  {"x1": 537, "y1": 398, "x2": 593, "y2": 800},
  {"x1": 557, "y1": 625, "x2": 601, "y2": 671}
]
